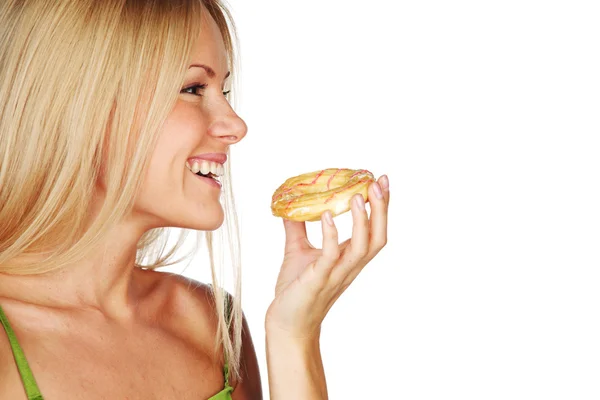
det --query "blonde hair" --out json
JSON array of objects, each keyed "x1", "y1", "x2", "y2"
[{"x1": 0, "y1": 0, "x2": 244, "y2": 381}]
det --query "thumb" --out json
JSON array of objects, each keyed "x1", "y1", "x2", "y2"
[{"x1": 282, "y1": 218, "x2": 310, "y2": 252}]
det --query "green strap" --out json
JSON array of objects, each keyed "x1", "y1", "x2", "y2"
[{"x1": 0, "y1": 305, "x2": 44, "y2": 400}]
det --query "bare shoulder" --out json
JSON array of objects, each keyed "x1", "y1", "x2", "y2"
[
  {"x1": 135, "y1": 269, "x2": 221, "y2": 354},
  {"x1": 137, "y1": 269, "x2": 263, "y2": 399},
  {"x1": 153, "y1": 270, "x2": 218, "y2": 320}
]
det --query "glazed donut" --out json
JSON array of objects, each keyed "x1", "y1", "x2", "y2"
[{"x1": 271, "y1": 168, "x2": 375, "y2": 222}]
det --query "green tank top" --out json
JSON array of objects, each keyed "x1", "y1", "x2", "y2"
[{"x1": 0, "y1": 305, "x2": 233, "y2": 400}]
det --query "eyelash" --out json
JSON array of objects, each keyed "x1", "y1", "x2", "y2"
[{"x1": 181, "y1": 84, "x2": 231, "y2": 97}]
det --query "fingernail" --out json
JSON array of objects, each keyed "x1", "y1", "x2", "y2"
[
  {"x1": 354, "y1": 194, "x2": 365, "y2": 211},
  {"x1": 373, "y1": 182, "x2": 383, "y2": 199},
  {"x1": 323, "y1": 211, "x2": 334, "y2": 226},
  {"x1": 380, "y1": 175, "x2": 389, "y2": 191}
]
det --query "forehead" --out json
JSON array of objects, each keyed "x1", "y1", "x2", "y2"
[{"x1": 188, "y1": 9, "x2": 228, "y2": 74}]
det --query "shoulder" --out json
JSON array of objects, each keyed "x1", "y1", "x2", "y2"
[
  {"x1": 135, "y1": 269, "x2": 221, "y2": 356},
  {"x1": 136, "y1": 269, "x2": 263, "y2": 398}
]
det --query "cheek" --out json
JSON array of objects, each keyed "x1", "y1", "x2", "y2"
[
  {"x1": 162, "y1": 101, "x2": 208, "y2": 143},
  {"x1": 143, "y1": 102, "x2": 209, "y2": 188}
]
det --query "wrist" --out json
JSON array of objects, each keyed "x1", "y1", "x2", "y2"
[{"x1": 265, "y1": 322, "x2": 322, "y2": 344}]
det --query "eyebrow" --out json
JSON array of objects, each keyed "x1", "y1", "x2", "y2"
[{"x1": 189, "y1": 64, "x2": 231, "y2": 80}]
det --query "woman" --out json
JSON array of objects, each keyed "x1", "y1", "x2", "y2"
[{"x1": 0, "y1": 0, "x2": 390, "y2": 398}]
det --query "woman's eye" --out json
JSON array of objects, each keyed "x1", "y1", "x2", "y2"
[
  {"x1": 181, "y1": 84, "x2": 232, "y2": 98},
  {"x1": 181, "y1": 84, "x2": 207, "y2": 96}
]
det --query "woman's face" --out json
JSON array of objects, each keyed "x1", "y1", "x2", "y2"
[{"x1": 133, "y1": 10, "x2": 247, "y2": 231}]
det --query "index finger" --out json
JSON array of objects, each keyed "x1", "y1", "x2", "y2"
[{"x1": 282, "y1": 218, "x2": 311, "y2": 252}]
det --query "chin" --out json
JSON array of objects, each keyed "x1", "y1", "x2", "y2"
[
  {"x1": 201, "y1": 215, "x2": 225, "y2": 232},
  {"x1": 183, "y1": 204, "x2": 225, "y2": 232},
  {"x1": 139, "y1": 199, "x2": 225, "y2": 231}
]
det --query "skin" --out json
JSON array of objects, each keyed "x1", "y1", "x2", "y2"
[
  {"x1": 0, "y1": 8, "x2": 260, "y2": 400},
  {"x1": 0, "y1": 4, "x2": 390, "y2": 400},
  {"x1": 266, "y1": 175, "x2": 390, "y2": 399}
]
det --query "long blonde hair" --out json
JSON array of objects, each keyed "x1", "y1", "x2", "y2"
[{"x1": 0, "y1": 0, "x2": 244, "y2": 380}]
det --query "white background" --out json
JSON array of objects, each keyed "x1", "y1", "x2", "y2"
[{"x1": 165, "y1": 1, "x2": 600, "y2": 398}]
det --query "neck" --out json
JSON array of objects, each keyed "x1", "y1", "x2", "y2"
[{"x1": 0, "y1": 223, "x2": 148, "y2": 320}]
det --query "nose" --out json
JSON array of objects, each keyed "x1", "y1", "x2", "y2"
[{"x1": 208, "y1": 101, "x2": 248, "y2": 145}]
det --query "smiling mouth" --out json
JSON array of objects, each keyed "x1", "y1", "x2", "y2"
[{"x1": 186, "y1": 160, "x2": 223, "y2": 183}]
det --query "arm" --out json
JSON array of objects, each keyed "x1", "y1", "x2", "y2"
[
  {"x1": 265, "y1": 175, "x2": 390, "y2": 400},
  {"x1": 265, "y1": 327, "x2": 327, "y2": 399}
]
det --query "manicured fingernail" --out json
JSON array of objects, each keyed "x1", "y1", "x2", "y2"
[
  {"x1": 324, "y1": 211, "x2": 334, "y2": 226},
  {"x1": 373, "y1": 182, "x2": 383, "y2": 199},
  {"x1": 380, "y1": 175, "x2": 389, "y2": 191},
  {"x1": 354, "y1": 194, "x2": 365, "y2": 211}
]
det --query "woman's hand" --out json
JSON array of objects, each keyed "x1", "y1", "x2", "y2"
[{"x1": 265, "y1": 175, "x2": 390, "y2": 339}]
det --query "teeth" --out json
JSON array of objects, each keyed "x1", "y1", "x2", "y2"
[
  {"x1": 191, "y1": 161, "x2": 201, "y2": 174},
  {"x1": 186, "y1": 159, "x2": 225, "y2": 177},
  {"x1": 200, "y1": 160, "x2": 210, "y2": 175}
]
